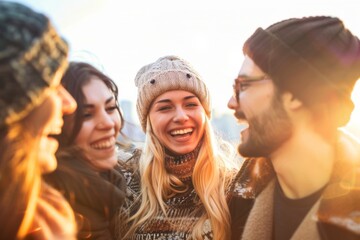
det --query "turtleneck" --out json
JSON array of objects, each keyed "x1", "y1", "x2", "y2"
[{"x1": 164, "y1": 144, "x2": 202, "y2": 182}]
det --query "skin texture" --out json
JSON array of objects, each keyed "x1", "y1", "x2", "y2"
[
  {"x1": 27, "y1": 75, "x2": 77, "y2": 173},
  {"x1": 228, "y1": 55, "x2": 335, "y2": 199},
  {"x1": 227, "y1": 56, "x2": 292, "y2": 158},
  {"x1": 74, "y1": 77, "x2": 122, "y2": 171},
  {"x1": 149, "y1": 90, "x2": 206, "y2": 155}
]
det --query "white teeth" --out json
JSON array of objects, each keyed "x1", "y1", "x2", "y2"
[
  {"x1": 49, "y1": 129, "x2": 62, "y2": 135},
  {"x1": 241, "y1": 122, "x2": 249, "y2": 128},
  {"x1": 91, "y1": 137, "x2": 115, "y2": 149},
  {"x1": 237, "y1": 120, "x2": 249, "y2": 128},
  {"x1": 46, "y1": 127, "x2": 62, "y2": 136},
  {"x1": 170, "y1": 128, "x2": 193, "y2": 135}
]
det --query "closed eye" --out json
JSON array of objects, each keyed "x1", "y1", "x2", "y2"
[
  {"x1": 83, "y1": 112, "x2": 93, "y2": 119},
  {"x1": 157, "y1": 105, "x2": 172, "y2": 111},
  {"x1": 186, "y1": 102, "x2": 199, "y2": 107},
  {"x1": 239, "y1": 82, "x2": 251, "y2": 91},
  {"x1": 106, "y1": 105, "x2": 118, "y2": 113}
]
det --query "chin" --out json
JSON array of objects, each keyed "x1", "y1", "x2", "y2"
[
  {"x1": 238, "y1": 140, "x2": 277, "y2": 158},
  {"x1": 40, "y1": 156, "x2": 58, "y2": 173},
  {"x1": 238, "y1": 142, "x2": 261, "y2": 158},
  {"x1": 99, "y1": 157, "x2": 118, "y2": 170},
  {"x1": 171, "y1": 146, "x2": 196, "y2": 155}
]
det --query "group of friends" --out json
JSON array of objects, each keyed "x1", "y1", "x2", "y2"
[{"x1": 1, "y1": 1, "x2": 360, "y2": 240}]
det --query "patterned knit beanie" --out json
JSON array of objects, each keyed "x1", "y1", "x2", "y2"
[
  {"x1": 135, "y1": 55, "x2": 211, "y2": 131},
  {"x1": 243, "y1": 16, "x2": 360, "y2": 106},
  {"x1": 0, "y1": 2, "x2": 69, "y2": 126}
]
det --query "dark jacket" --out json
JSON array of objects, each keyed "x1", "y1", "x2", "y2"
[
  {"x1": 44, "y1": 152, "x2": 126, "y2": 240},
  {"x1": 233, "y1": 132, "x2": 360, "y2": 240}
]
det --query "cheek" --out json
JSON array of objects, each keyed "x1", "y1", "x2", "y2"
[
  {"x1": 239, "y1": 94, "x2": 259, "y2": 117},
  {"x1": 196, "y1": 113, "x2": 206, "y2": 136},
  {"x1": 27, "y1": 99, "x2": 57, "y2": 135},
  {"x1": 149, "y1": 114, "x2": 166, "y2": 139},
  {"x1": 193, "y1": 109, "x2": 206, "y2": 124},
  {"x1": 114, "y1": 116, "x2": 122, "y2": 137},
  {"x1": 149, "y1": 112, "x2": 160, "y2": 129},
  {"x1": 74, "y1": 123, "x2": 90, "y2": 147}
]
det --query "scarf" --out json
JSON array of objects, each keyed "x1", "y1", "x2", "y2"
[{"x1": 164, "y1": 144, "x2": 201, "y2": 182}]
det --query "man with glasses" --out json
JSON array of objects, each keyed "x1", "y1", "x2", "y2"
[{"x1": 228, "y1": 16, "x2": 360, "y2": 240}]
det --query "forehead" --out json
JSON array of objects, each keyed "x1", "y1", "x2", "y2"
[
  {"x1": 82, "y1": 77, "x2": 112, "y2": 102},
  {"x1": 238, "y1": 55, "x2": 267, "y2": 77},
  {"x1": 154, "y1": 90, "x2": 196, "y2": 102}
]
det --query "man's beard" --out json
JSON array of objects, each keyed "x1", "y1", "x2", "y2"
[{"x1": 237, "y1": 94, "x2": 293, "y2": 158}]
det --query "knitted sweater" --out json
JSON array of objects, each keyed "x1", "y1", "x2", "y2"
[{"x1": 115, "y1": 148, "x2": 252, "y2": 240}]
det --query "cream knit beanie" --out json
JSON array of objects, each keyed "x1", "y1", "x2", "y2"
[{"x1": 135, "y1": 55, "x2": 211, "y2": 131}]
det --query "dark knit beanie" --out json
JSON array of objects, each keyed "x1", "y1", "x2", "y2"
[
  {"x1": 0, "y1": 2, "x2": 69, "y2": 126},
  {"x1": 243, "y1": 16, "x2": 360, "y2": 106}
]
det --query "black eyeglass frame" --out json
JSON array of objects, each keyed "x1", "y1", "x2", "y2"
[{"x1": 233, "y1": 75, "x2": 270, "y2": 103}]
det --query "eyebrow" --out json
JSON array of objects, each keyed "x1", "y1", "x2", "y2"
[
  {"x1": 154, "y1": 95, "x2": 197, "y2": 104},
  {"x1": 235, "y1": 74, "x2": 267, "y2": 82},
  {"x1": 83, "y1": 96, "x2": 114, "y2": 109},
  {"x1": 238, "y1": 74, "x2": 250, "y2": 78}
]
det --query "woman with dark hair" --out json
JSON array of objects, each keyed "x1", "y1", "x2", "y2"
[
  {"x1": 45, "y1": 62, "x2": 129, "y2": 239},
  {"x1": 0, "y1": 2, "x2": 77, "y2": 239}
]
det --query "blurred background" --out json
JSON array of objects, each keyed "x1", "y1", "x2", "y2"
[{"x1": 18, "y1": 0, "x2": 360, "y2": 144}]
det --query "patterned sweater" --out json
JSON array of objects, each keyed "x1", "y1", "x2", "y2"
[{"x1": 115, "y1": 147, "x2": 252, "y2": 240}]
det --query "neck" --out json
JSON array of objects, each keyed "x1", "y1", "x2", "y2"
[
  {"x1": 164, "y1": 144, "x2": 201, "y2": 182},
  {"x1": 270, "y1": 127, "x2": 335, "y2": 199}
]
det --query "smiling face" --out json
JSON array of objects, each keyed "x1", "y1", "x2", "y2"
[
  {"x1": 74, "y1": 77, "x2": 122, "y2": 171},
  {"x1": 149, "y1": 90, "x2": 206, "y2": 155},
  {"x1": 27, "y1": 75, "x2": 77, "y2": 173},
  {"x1": 227, "y1": 56, "x2": 293, "y2": 158}
]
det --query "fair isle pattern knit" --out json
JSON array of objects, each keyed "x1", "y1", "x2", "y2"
[
  {"x1": 116, "y1": 147, "x2": 213, "y2": 240},
  {"x1": 164, "y1": 144, "x2": 201, "y2": 182}
]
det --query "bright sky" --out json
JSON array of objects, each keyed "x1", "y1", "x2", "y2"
[{"x1": 18, "y1": 0, "x2": 360, "y2": 137}]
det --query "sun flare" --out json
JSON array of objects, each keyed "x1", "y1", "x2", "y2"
[{"x1": 345, "y1": 81, "x2": 360, "y2": 139}]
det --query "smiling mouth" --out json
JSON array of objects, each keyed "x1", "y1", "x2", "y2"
[
  {"x1": 90, "y1": 137, "x2": 115, "y2": 149},
  {"x1": 170, "y1": 128, "x2": 193, "y2": 136},
  {"x1": 46, "y1": 125, "x2": 63, "y2": 138},
  {"x1": 47, "y1": 133, "x2": 61, "y2": 140},
  {"x1": 234, "y1": 111, "x2": 249, "y2": 126},
  {"x1": 239, "y1": 120, "x2": 249, "y2": 128}
]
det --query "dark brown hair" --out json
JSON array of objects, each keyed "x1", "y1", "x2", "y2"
[{"x1": 57, "y1": 61, "x2": 124, "y2": 148}]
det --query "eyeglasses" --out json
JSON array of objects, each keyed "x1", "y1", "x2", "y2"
[{"x1": 233, "y1": 75, "x2": 270, "y2": 103}]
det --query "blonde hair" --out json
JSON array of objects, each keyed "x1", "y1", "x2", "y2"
[
  {"x1": 126, "y1": 116, "x2": 239, "y2": 239},
  {"x1": 0, "y1": 106, "x2": 76, "y2": 239},
  {"x1": 0, "y1": 121, "x2": 41, "y2": 239}
]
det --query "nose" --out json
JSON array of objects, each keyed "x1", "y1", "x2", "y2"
[
  {"x1": 227, "y1": 95, "x2": 238, "y2": 110},
  {"x1": 59, "y1": 86, "x2": 77, "y2": 114},
  {"x1": 173, "y1": 107, "x2": 189, "y2": 123},
  {"x1": 96, "y1": 110, "x2": 115, "y2": 129}
]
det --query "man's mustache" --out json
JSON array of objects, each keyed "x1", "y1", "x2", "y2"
[{"x1": 234, "y1": 111, "x2": 246, "y2": 121}]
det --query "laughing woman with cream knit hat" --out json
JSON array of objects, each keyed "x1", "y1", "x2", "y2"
[{"x1": 116, "y1": 56, "x2": 251, "y2": 240}]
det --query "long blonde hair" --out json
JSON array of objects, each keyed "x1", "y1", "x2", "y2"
[
  {"x1": 126, "y1": 116, "x2": 239, "y2": 239},
  {"x1": 0, "y1": 107, "x2": 77, "y2": 239}
]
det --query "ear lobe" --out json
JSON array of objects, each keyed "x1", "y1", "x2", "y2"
[{"x1": 282, "y1": 92, "x2": 303, "y2": 110}]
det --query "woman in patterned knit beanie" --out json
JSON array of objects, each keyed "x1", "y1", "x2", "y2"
[
  {"x1": 0, "y1": 2, "x2": 77, "y2": 239},
  {"x1": 116, "y1": 56, "x2": 250, "y2": 240}
]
